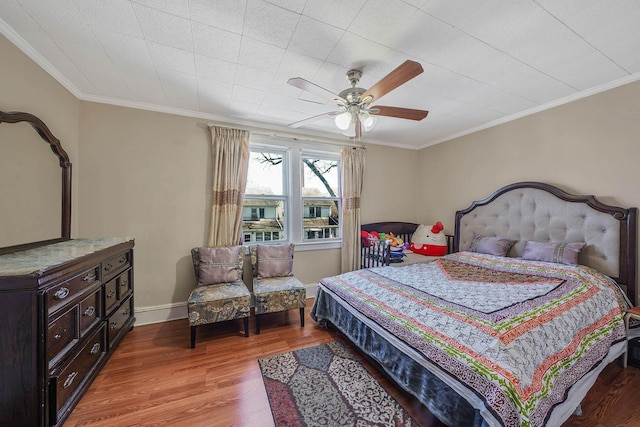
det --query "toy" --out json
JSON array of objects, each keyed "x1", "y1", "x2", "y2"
[{"x1": 410, "y1": 222, "x2": 447, "y2": 256}]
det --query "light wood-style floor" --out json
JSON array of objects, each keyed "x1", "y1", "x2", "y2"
[{"x1": 64, "y1": 303, "x2": 640, "y2": 427}]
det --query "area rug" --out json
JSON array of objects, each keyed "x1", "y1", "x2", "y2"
[{"x1": 258, "y1": 340, "x2": 419, "y2": 427}]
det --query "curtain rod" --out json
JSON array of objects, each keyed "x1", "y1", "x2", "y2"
[{"x1": 206, "y1": 122, "x2": 365, "y2": 149}]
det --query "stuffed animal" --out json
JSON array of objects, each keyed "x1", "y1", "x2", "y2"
[{"x1": 410, "y1": 222, "x2": 447, "y2": 256}]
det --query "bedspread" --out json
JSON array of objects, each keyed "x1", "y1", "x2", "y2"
[{"x1": 316, "y1": 252, "x2": 628, "y2": 427}]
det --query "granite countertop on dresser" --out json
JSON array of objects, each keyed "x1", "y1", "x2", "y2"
[{"x1": 0, "y1": 237, "x2": 134, "y2": 276}]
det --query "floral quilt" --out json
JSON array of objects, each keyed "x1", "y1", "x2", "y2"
[{"x1": 318, "y1": 251, "x2": 628, "y2": 427}]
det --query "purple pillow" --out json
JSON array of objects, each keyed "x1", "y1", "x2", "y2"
[
  {"x1": 253, "y1": 244, "x2": 294, "y2": 279},
  {"x1": 469, "y1": 235, "x2": 516, "y2": 257},
  {"x1": 197, "y1": 245, "x2": 243, "y2": 286},
  {"x1": 521, "y1": 241, "x2": 586, "y2": 266}
]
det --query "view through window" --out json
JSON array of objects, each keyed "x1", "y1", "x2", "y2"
[{"x1": 242, "y1": 146, "x2": 340, "y2": 244}]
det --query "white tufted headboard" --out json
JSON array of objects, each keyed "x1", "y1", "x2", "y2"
[{"x1": 454, "y1": 182, "x2": 637, "y2": 304}]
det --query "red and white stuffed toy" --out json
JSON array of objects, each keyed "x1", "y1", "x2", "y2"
[{"x1": 410, "y1": 221, "x2": 447, "y2": 256}]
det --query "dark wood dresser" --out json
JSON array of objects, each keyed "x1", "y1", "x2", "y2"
[{"x1": 0, "y1": 237, "x2": 135, "y2": 426}]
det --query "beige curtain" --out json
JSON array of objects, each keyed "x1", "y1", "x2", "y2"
[
  {"x1": 207, "y1": 126, "x2": 250, "y2": 247},
  {"x1": 340, "y1": 146, "x2": 366, "y2": 273}
]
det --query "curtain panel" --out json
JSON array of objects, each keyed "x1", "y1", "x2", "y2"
[
  {"x1": 207, "y1": 127, "x2": 250, "y2": 247},
  {"x1": 340, "y1": 146, "x2": 366, "y2": 273}
]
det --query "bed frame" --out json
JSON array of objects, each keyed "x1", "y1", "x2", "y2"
[{"x1": 454, "y1": 182, "x2": 637, "y2": 305}]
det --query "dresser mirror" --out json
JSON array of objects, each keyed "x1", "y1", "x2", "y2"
[{"x1": 0, "y1": 111, "x2": 71, "y2": 254}]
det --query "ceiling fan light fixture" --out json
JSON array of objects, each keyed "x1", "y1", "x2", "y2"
[
  {"x1": 334, "y1": 111, "x2": 352, "y2": 130},
  {"x1": 359, "y1": 111, "x2": 377, "y2": 131},
  {"x1": 342, "y1": 121, "x2": 356, "y2": 137}
]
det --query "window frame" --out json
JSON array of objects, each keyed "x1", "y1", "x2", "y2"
[{"x1": 245, "y1": 137, "x2": 341, "y2": 251}]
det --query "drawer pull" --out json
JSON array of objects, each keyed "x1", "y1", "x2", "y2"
[
  {"x1": 107, "y1": 290, "x2": 116, "y2": 299},
  {"x1": 54, "y1": 333, "x2": 62, "y2": 340},
  {"x1": 83, "y1": 272, "x2": 96, "y2": 282},
  {"x1": 90, "y1": 343, "x2": 101, "y2": 355},
  {"x1": 123, "y1": 309, "x2": 130, "y2": 316},
  {"x1": 54, "y1": 287, "x2": 70, "y2": 300},
  {"x1": 120, "y1": 280, "x2": 128, "y2": 287},
  {"x1": 84, "y1": 306, "x2": 95, "y2": 317},
  {"x1": 118, "y1": 256, "x2": 127, "y2": 264},
  {"x1": 104, "y1": 263, "x2": 113, "y2": 272},
  {"x1": 63, "y1": 371, "x2": 78, "y2": 389},
  {"x1": 109, "y1": 322, "x2": 118, "y2": 330}
]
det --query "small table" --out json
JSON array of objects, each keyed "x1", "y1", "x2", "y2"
[{"x1": 623, "y1": 307, "x2": 640, "y2": 368}]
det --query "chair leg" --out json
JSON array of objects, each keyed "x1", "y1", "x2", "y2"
[
  {"x1": 300, "y1": 307, "x2": 305, "y2": 327},
  {"x1": 256, "y1": 314, "x2": 261, "y2": 334},
  {"x1": 244, "y1": 317, "x2": 249, "y2": 337},
  {"x1": 190, "y1": 325, "x2": 197, "y2": 349}
]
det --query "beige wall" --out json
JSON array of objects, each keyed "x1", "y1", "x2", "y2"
[
  {"x1": 416, "y1": 81, "x2": 640, "y2": 237},
  {"x1": 0, "y1": 34, "x2": 80, "y2": 237}
]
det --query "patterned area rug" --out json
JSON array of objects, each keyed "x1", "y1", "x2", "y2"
[{"x1": 258, "y1": 340, "x2": 419, "y2": 427}]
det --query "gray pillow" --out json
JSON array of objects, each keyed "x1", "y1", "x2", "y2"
[
  {"x1": 197, "y1": 245, "x2": 243, "y2": 286},
  {"x1": 253, "y1": 244, "x2": 295, "y2": 279},
  {"x1": 469, "y1": 235, "x2": 516, "y2": 257},
  {"x1": 521, "y1": 241, "x2": 586, "y2": 266}
]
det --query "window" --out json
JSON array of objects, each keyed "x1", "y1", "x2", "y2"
[
  {"x1": 243, "y1": 150, "x2": 287, "y2": 243},
  {"x1": 242, "y1": 140, "x2": 341, "y2": 248}
]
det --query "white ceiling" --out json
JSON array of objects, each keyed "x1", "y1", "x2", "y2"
[{"x1": 1, "y1": 0, "x2": 639, "y2": 149}]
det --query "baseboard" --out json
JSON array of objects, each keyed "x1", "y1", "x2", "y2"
[{"x1": 134, "y1": 283, "x2": 318, "y2": 326}]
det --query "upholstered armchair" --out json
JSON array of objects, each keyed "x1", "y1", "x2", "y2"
[
  {"x1": 187, "y1": 246, "x2": 251, "y2": 348},
  {"x1": 249, "y1": 244, "x2": 306, "y2": 334}
]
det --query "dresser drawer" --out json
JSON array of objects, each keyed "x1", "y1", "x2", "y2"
[
  {"x1": 102, "y1": 251, "x2": 131, "y2": 282},
  {"x1": 47, "y1": 266, "x2": 100, "y2": 315},
  {"x1": 49, "y1": 324, "x2": 106, "y2": 424},
  {"x1": 47, "y1": 306, "x2": 78, "y2": 365},
  {"x1": 117, "y1": 269, "x2": 133, "y2": 300},
  {"x1": 104, "y1": 278, "x2": 118, "y2": 314},
  {"x1": 79, "y1": 288, "x2": 102, "y2": 336},
  {"x1": 108, "y1": 296, "x2": 134, "y2": 348}
]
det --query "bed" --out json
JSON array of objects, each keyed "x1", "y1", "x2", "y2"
[{"x1": 312, "y1": 182, "x2": 638, "y2": 427}]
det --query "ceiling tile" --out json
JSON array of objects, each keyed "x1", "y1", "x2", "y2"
[
  {"x1": 243, "y1": 0, "x2": 300, "y2": 48},
  {"x1": 132, "y1": 2, "x2": 193, "y2": 51},
  {"x1": 302, "y1": 0, "x2": 366, "y2": 30},
  {"x1": 189, "y1": 0, "x2": 246, "y2": 33},
  {"x1": 287, "y1": 15, "x2": 344, "y2": 61},
  {"x1": 238, "y1": 37, "x2": 286, "y2": 73},
  {"x1": 192, "y1": 21, "x2": 241, "y2": 62}
]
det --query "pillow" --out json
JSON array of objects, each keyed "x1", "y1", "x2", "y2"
[
  {"x1": 252, "y1": 244, "x2": 295, "y2": 279},
  {"x1": 469, "y1": 235, "x2": 516, "y2": 257},
  {"x1": 196, "y1": 245, "x2": 243, "y2": 286},
  {"x1": 521, "y1": 241, "x2": 586, "y2": 265}
]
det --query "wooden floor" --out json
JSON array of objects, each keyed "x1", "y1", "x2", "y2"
[{"x1": 65, "y1": 303, "x2": 640, "y2": 427}]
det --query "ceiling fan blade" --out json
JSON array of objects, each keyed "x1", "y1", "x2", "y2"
[
  {"x1": 288, "y1": 111, "x2": 339, "y2": 128},
  {"x1": 287, "y1": 77, "x2": 347, "y2": 105},
  {"x1": 369, "y1": 105, "x2": 429, "y2": 121},
  {"x1": 360, "y1": 60, "x2": 424, "y2": 104}
]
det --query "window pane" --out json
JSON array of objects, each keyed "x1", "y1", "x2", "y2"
[
  {"x1": 302, "y1": 158, "x2": 339, "y2": 197},
  {"x1": 303, "y1": 199, "x2": 339, "y2": 240},
  {"x1": 242, "y1": 199, "x2": 286, "y2": 243},
  {"x1": 246, "y1": 151, "x2": 283, "y2": 195}
]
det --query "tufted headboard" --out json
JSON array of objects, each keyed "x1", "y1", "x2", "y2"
[{"x1": 454, "y1": 182, "x2": 637, "y2": 304}]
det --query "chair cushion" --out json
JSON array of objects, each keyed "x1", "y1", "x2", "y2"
[
  {"x1": 250, "y1": 244, "x2": 295, "y2": 279},
  {"x1": 187, "y1": 281, "x2": 251, "y2": 326},
  {"x1": 195, "y1": 245, "x2": 244, "y2": 286},
  {"x1": 252, "y1": 276, "x2": 306, "y2": 314}
]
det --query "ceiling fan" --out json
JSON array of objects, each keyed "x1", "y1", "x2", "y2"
[{"x1": 287, "y1": 60, "x2": 429, "y2": 139}]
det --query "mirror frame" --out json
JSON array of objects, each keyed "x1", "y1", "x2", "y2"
[{"x1": 0, "y1": 111, "x2": 72, "y2": 254}]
